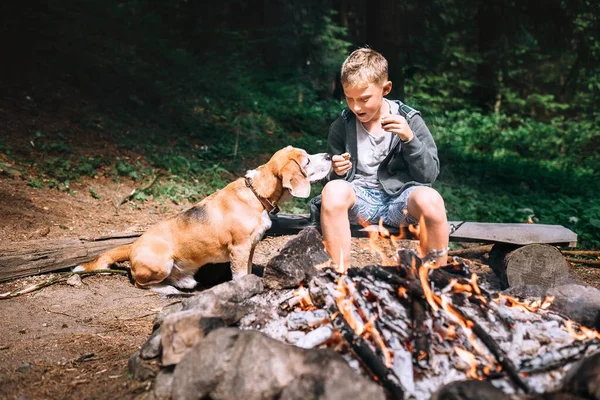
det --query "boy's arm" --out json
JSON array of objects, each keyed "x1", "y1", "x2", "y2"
[{"x1": 401, "y1": 116, "x2": 440, "y2": 183}]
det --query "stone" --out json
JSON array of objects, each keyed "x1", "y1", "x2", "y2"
[
  {"x1": 430, "y1": 380, "x2": 507, "y2": 400},
  {"x1": 161, "y1": 316, "x2": 225, "y2": 366},
  {"x1": 128, "y1": 351, "x2": 160, "y2": 381},
  {"x1": 263, "y1": 227, "x2": 330, "y2": 290},
  {"x1": 560, "y1": 351, "x2": 600, "y2": 400},
  {"x1": 182, "y1": 274, "x2": 264, "y2": 312},
  {"x1": 501, "y1": 284, "x2": 548, "y2": 299},
  {"x1": 153, "y1": 301, "x2": 184, "y2": 330},
  {"x1": 153, "y1": 368, "x2": 174, "y2": 400},
  {"x1": 161, "y1": 274, "x2": 264, "y2": 366},
  {"x1": 546, "y1": 284, "x2": 600, "y2": 329},
  {"x1": 140, "y1": 328, "x2": 162, "y2": 360},
  {"x1": 66, "y1": 274, "x2": 83, "y2": 287},
  {"x1": 171, "y1": 327, "x2": 385, "y2": 400}
]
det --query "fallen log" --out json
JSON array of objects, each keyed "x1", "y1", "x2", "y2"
[{"x1": 0, "y1": 232, "x2": 142, "y2": 282}]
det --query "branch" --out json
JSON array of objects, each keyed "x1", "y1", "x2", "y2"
[
  {"x1": 566, "y1": 257, "x2": 600, "y2": 266},
  {"x1": 0, "y1": 269, "x2": 128, "y2": 299},
  {"x1": 114, "y1": 173, "x2": 162, "y2": 210},
  {"x1": 561, "y1": 250, "x2": 600, "y2": 256},
  {"x1": 448, "y1": 245, "x2": 493, "y2": 256}
]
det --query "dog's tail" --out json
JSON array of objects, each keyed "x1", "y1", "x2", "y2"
[{"x1": 73, "y1": 244, "x2": 133, "y2": 272}]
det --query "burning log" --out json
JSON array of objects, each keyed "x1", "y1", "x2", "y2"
[{"x1": 326, "y1": 296, "x2": 406, "y2": 398}]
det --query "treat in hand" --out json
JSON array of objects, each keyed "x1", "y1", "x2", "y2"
[{"x1": 341, "y1": 152, "x2": 351, "y2": 160}]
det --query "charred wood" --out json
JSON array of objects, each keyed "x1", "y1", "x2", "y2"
[
  {"x1": 326, "y1": 298, "x2": 406, "y2": 399},
  {"x1": 519, "y1": 339, "x2": 600, "y2": 374}
]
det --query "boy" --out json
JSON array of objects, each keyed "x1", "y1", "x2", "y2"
[{"x1": 319, "y1": 48, "x2": 448, "y2": 270}]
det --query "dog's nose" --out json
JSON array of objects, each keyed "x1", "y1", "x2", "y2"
[{"x1": 325, "y1": 153, "x2": 332, "y2": 161}]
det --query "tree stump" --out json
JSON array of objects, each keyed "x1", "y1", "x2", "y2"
[{"x1": 488, "y1": 243, "x2": 572, "y2": 290}]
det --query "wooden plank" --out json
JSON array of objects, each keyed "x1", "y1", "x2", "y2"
[
  {"x1": 267, "y1": 214, "x2": 578, "y2": 247},
  {"x1": 449, "y1": 222, "x2": 577, "y2": 247},
  {"x1": 0, "y1": 233, "x2": 141, "y2": 282}
]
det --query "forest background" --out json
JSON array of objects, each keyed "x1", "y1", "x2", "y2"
[{"x1": 1, "y1": 0, "x2": 599, "y2": 248}]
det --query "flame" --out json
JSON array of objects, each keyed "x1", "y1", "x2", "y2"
[
  {"x1": 494, "y1": 294, "x2": 554, "y2": 312},
  {"x1": 454, "y1": 347, "x2": 479, "y2": 379},
  {"x1": 334, "y1": 276, "x2": 394, "y2": 368},
  {"x1": 468, "y1": 273, "x2": 487, "y2": 305},
  {"x1": 292, "y1": 284, "x2": 316, "y2": 310},
  {"x1": 335, "y1": 278, "x2": 364, "y2": 334},
  {"x1": 361, "y1": 218, "x2": 397, "y2": 266},
  {"x1": 364, "y1": 316, "x2": 394, "y2": 368},
  {"x1": 565, "y1": 320, "x2": 600, "y2": 340},
  {"x1": 419, "y1": 261, "x2": 441, "y2": 312}
]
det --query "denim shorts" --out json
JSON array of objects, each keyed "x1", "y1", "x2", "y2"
[{"x1": 349, "y1": 183, "x2": 419, "y2": 227}]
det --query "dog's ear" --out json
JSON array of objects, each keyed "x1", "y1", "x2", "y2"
[{"x1": 281, "y1": 161, "x2": 311, "y2": 198}]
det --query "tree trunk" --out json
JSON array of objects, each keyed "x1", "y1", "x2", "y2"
[{"x1": 489, "y1": 243, "x2": 573, "y2": 290}]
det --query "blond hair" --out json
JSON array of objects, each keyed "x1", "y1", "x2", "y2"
[{"x1": 340, "y1": 48, "x2": 388, "y2": 87}]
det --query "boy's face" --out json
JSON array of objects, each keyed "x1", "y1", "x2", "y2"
[{"x1": 343, "y1": 81, "x2": 392, "y2": 124}]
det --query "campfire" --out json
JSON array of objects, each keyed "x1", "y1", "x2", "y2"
[{"x1": 129, "y1": 227, "x2": 600, "y2": 400}]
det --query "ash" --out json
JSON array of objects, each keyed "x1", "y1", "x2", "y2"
[{"x1": 239, "y1": 251, "x2": 600, "y2": 400}]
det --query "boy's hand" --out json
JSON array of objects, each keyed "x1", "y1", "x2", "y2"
[
  {"x1": 332, "y1": 153, "x2": 352, "y2": 176},
  {"x1": 381, "y1": 115, "x2": 414, "y2": 142}
]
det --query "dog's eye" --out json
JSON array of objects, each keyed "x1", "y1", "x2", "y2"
[{"x1": 306, "y1": 158, "x2": 311, "y2": 166}]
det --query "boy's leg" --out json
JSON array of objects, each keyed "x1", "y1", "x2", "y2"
[
  {"x1": 387, "y1": 186, "x2": 449, "y2": 265},
  {"x1": 320, "y1": 180, "x2": 356, "y2": 271}
]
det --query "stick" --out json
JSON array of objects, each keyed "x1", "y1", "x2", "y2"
[
  {"x1": 561, "y1": 250, "x2": 600, "y2": 256},
  {"x1": 448, "y1": 245, "x2": 494, "y2": 256},
  {"x1": 114, "y1": 173, "x2": 162, "y2": 210},
  {"x1": 0, "y1": 269, "x2": 128, "y2": 299},
  {"x1": 566, "y1": 257, "x2": 600, "y2": 266}
]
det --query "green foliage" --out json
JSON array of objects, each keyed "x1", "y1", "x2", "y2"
[
  {"x1": 89, "y1": 186, "x2": 102, "y2": 199},
  {"x1": 3, "y1": 0, "x2": 598, "y2": 249},
  {"x1": 429, "y1": 110, "x2": 600, "y2": 173}
]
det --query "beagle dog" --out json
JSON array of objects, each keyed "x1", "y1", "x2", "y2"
[{"x1": 74, "y1": 146, "x2": 332, "y2": 293}]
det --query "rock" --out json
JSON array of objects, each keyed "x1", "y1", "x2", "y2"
[
  {"x1": 66, "y1": 274, "x2": 83, "y2": 287},
  {"x1": 501, "y1": 284, "x2": 547, "y2": 299},
  {"x1": 525, "y1": 393, "x2": 587, "y2": 400},
  {"x1": 140, "y1": 328, "x2": 162, "y2": 360},
  {"x1": 160, "y1": 274, "x2": 264, "y2": 366},
  {"x1": 546, "y1": 284, "x2": 600, "y2": 329},
  {"x1": 182, "y1": 274, "x2": 264, "y2": 312},
  {"x1": 171, "y1": 327, "x2": 385, "y2": 400},
  {"x1": 263, "y1": 227, "x2": 331, "y2": 289},
  {"x1": 128, "y1": 351, "x2": 160, "y2": 381},
  {"x1": 16, "y1": 363, "x2": 33, "y2": 374},
  {"x1": 430, "y1": 380, "x2": 508, "y2": 400},
  {"x1": 153, "y1": 368, "x2": 174, "y2": 400},
  {"x1": 161, "y1": 316, "x2": 225, "y2": 366},
  {"x1": 560, "y1": 351, "x2": 600, "y2": 400},
  {"x1": 153, "y1": 302, "x2": 184, "y2": 330}
]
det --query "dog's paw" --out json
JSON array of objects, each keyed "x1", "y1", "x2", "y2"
[
  {"x1": 149, "y1": 284, "x2": 187, "y2": 296},
  {"x1": 72, "y1": 265, "x2": 86, "y2": 272}
]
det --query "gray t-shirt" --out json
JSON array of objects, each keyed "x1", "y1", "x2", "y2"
[{"x1": 353, "y1": 99, "x2": 399, "y2": 189}]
